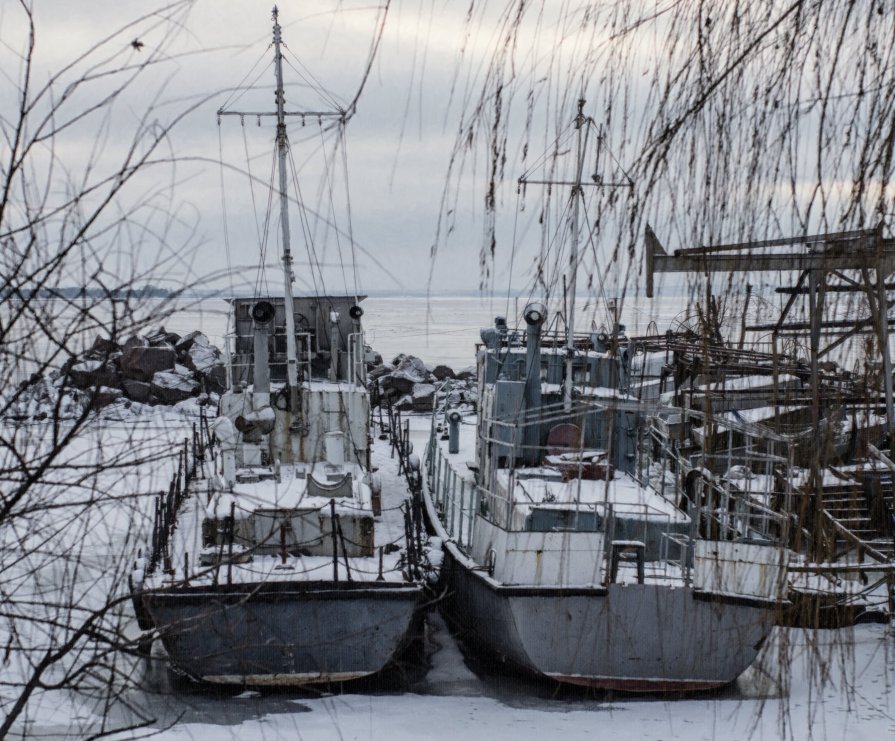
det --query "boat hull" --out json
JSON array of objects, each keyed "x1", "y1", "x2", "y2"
[
  {"x1": 438, "y1": 544, "x2": 774, "y2": 692},
  {"x1": 142, "y1": 581, "x2": 425, "y2": 685}
]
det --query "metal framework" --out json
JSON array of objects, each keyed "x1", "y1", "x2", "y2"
[{"x1": 644, "y1": 224, "x2": 895, "y2": 450}]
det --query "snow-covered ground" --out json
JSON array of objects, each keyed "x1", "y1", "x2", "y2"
[{"x1": 2, "y1": 409, "x2": 893, "y2": 740}]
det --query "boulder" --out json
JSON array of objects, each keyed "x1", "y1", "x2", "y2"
[
  {"x1": 368, "y1": 364, "x2": 391, "y2": 381},
  {"x1": 202, "y1": 363, "x2": 228, "y2": 394},
  {"x1": 175, "y1": 330, "x2": 205, "y2": 355},
  {"x1": 122, "y1": 379, "x2": 153, "y2": 403},
  {"x1": 150, "y1": 365, "x2": 200, "y2": 404},
  {"x1": 185, "y1": 340, "x2": 219, "y2": 374},
  {"x1": 144, "y1": 326, "x2": 170, "y2": 345},
  {"x1": 121, "y1": 344, "x2": 176, "y2": 381},
  {"x1": 123, "y1": 334, "x2": 148, "y2": 351},
  {"x1": 88, "y1": 385, "x2": 123, "y2": 409},
  {"x1": 85, "y1": 335, "x2": 120, "y2": 359},
  {"x1": 390, "y1": 354, "x2": 430, "y2": 383},
  {"x1": 456, "y1": 366, "x2": 477, "y2": 381},
  {"x1": 431, "y1": 364, "x2": 456, "y2": 381},
  {"x1": 183, "y1": 339, "x2": 227, "y2": 393},
  {"x1": 411, "y1": 383, "x2": 436, "y2": 411},
  {"x1": 379, "y1": 374, "x2": 415, "y2": 399},
  {"x1": 68, "y1": 359, "x2": 119, "y2": 389}
]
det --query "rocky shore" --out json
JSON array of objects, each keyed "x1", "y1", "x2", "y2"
[
  {"x1": 4, "y1": 335, "x2": 477, "y2": 422},
  {"x1": 4, "y1": 327, "x2": 226, "y2": 421},
  {"x1": 368, "y1": 353, "x2": 477, "y2": 412}
]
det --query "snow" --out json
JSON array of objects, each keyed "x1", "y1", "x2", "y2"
[
  {"x1": 699, "y1": 373, "x2": 801, "y2": 392},
  {"x1": 98, "y1": 624, "x2": 894, "y2": 741}
]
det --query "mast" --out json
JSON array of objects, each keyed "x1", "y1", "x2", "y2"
[
  {"x1": 217, "y1": 6, "x2": 348, "y2": 416},
  {"x1": 519, "y1": 100, "x2": 631, "y2": 415},
  {"x1": 272, "y1": 7, "x2": 300, "y2": 414},
  {"x1": 564, "y1": 99, "x2": 587, "y2": 414}
]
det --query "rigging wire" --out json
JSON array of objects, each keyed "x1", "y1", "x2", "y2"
[
  {"x1": 338, "y1": 121, "x2": 362, "y2": 304},
  {"x1": 286, "y1": 134, "x2": 323, "y2": 299},
  {"x1": 316, "y1": 121, "x2": 351, "y2": 298},
  {"x1": 217, "y1": 50, "x2": 274, "y2": 113},
  {"x1": 216, "y1": 124, "x2": 236, "y2": 299},
  {"x1": 254, "y1": 146, "x2": 278, "y2": 299},
  {"x1": 280, "y1": 48, "x2": 347, "y2": 112}
]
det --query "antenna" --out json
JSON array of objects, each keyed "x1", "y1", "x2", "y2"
[{"x1": 518, "y1": 99, "x2": 632, "y2": 413}]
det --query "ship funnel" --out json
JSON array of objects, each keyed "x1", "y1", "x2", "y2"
[
  {"x1": 523, "y1": 302, "x2": 546, "y2": 464},
  {"x1": 251, "y1": 300, "x2": 274, "y2": 397}
]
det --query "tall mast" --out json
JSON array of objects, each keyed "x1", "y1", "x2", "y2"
[
  {"x1": 564, "y1": 99, "x2": 587, "y2": 414},
  {"x1": 272, "y1": 7, "x2": 300, "y2": 414},
  {"x1": 217, "y1": 6, "x2": 348, "y2": 415},
  {"x1": 519, "y1": 100, "x2": 632, "y2": 415}
]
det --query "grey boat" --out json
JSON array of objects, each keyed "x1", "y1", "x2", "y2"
[
  {"x1": 424, "y1": 304, "x2": 791, "y2": 691},
  {"x1": 132, "y1": 9, "x2": 425, "y2": 686},
  {"x1": 422, "y1": 100, "x2": 790, "y2": 690}
]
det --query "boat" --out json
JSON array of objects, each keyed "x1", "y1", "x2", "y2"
[
  {"x1": 131, "y1": 8, "x2": 427, "y2": 685},
  {"x1": 422, "y1": 102, "x2": 792, "y2": 692},
  {"x1": 641, "y1": 227, "x2": 895, "y2": 626}
]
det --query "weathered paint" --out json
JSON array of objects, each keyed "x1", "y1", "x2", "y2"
[
  {"x1": 437, "y1": 542, "x2": 774, "y2": 691},
  {"x1": 143, "y1": 582, "x2": 424, "y2": 685}
]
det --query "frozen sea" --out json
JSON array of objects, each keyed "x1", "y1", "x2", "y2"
[{"x1": 3, "y1": 294, "x2": 893, "y2": 739}]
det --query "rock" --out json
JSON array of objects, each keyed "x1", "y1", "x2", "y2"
[
  {"x1": 88, "y1": 385, "x2": 123, "y2": 409},
  {"x1": 368, "y1": 364, "x2": 391, "y2": 381},
  {"x1": 123, "y1": 334, "x2": 148, "y2": 351},
  {"x1": 411, "y1": 383, "x2": 436, "y2": 411},
  {"x1": 121, "y1": 344, "x2": 176, "y2": 381},
  {"x1": 390, "y1": 354, "x2": 431, "y2": 383},
  {"x1": 186, "y1": 341, "x2": 219, "y2": 374},
  {"x1": 144, "y1": 326, "x2": 169, "y2": 345},
  {"x1": 183, "y1": 339, "x2": 226, "y2": 393},
  {"x1": 202, "y1": 363, "x2": 227, "y2": 394},
  {"x1": 150, "y1": 365, "x2": 200, "y2": 404},
  {"x1": 175, "y1": 330, "x2": 205, "y2": 355},
  {"x1": 456, "y1": 366, "x2": 477, "y2": 381},
  {"x1": 379, "y1": 374, "x2": 415, "y2": 398},
  {"x1": 431, "y1": 364, "x2": 456, "y2": 381},
  {"x1": 85, "y1": 335, "x2": 120, "y2": 359},
  {"x1": 122, "y1": 379, "x2": 153, "y2": 403},
  {"x1": 69, "y1": 359, "x2": 119, "y2": 389}
]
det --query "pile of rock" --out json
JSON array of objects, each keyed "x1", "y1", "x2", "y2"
[
  {"x1": 4, "y1": 328, "x2": 227, "y2": 421},
  {"x1": 67, "y1": 327, "x2": 226, "y2": 407},
  {"x1": 369, "y1": 353, "x2": 477, "y2": 412}
]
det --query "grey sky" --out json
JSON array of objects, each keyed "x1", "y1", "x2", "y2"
[{"x1": 3, "y1": 1, "x2": 500, "y2": 295}]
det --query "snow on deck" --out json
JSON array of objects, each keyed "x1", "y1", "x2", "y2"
[
  {"x1": 207, "y1": 461, "x2": 370, "y2": 515},
  {"x1": 501, "y1": 468, "x2": 688, "y2": 521}
]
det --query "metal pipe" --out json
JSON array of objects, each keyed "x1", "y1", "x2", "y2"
[{"x1": 523, "y1": 302, "x2": 546, "y2": 464}]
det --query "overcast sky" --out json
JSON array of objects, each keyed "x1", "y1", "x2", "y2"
[
  {"x1": 5, "y1": 1, "x2": 888, "y2": 326},
  {"x1": 3, "y1": 1, "x2": 530, "y2": 296}
]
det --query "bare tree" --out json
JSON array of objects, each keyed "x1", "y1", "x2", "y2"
[{"x1": 0, "y1": 1, "x2": 207, "y2": 736}]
